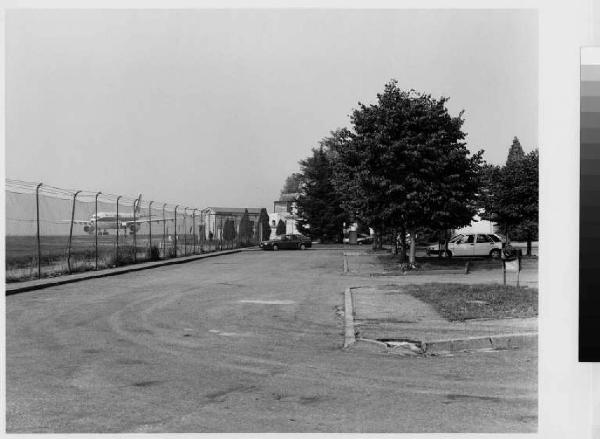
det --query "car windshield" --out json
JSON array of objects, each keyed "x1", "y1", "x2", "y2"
[
  {"x1": 449, "y1": 235, "x2": 463, "y2": 243},
  {"x1": 488, "y1": 234, "x2": 501, "y2": 242}
]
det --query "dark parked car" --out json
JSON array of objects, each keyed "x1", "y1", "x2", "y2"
[{"x1": 260, "y1": 234, "x2": 312, "y2": 251}]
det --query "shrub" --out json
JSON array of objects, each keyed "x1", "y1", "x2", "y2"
[{"x1": 148, "y1": 245, "x2": 161, "y2": 261}]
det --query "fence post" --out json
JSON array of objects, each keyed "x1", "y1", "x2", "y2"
[
  {"x1": 67, "y1": 190, "x2": 82, "y2": 274},
  {"x1": 184, "y1": 207, "x2": 188, "y2": 256},
  {"x1": 132, "y1": 198, "x2": 138, "y2": 263},
  {"x1": 95, "y1": 192, "x2": 101, "y2": 270},
  {"x1": 174, "y1": 205, "x2": 179, "y2": 257},
  {"x1": 192, "y1": 208, "x2": 198, "y2": 254},
  {"x1": 35, "y1": 182, "x2": 43, "y2": 279},
  {"x1": 116, "y1": 195, "x2": 122, "y2": 266},
  {"x1": 162, "y1": 203, "x2": 167, "y2": 258},
  {"x1": 148, "y1": 201, "x2": 153, "y2": 255},
  {"x1": 220, "y1": 215, "x2": 224, "y2": 251}
]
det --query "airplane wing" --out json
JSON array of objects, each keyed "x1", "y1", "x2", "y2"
[
  {"x1": 124, "y1": 217, "x2": 176, "y2": 225},
  {"x1": 57, "y1": 220, "x2": 90, "y2": 225}
]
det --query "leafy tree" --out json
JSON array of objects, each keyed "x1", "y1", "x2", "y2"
[
  {"x1": 280, "y1": 173, "x2": 303, "y2": 197},
  {"x1": 276, "y1": 219, "x2": 287, "y2": 235},
  {"x1": 257, "y1": 208, "x2": 271, "y2": 242},
  {"x1": 480, "y1": 147, "x2": 538, "y2": 255},
  {"x1": 238, "y1": 209, "x2": 252, "y2": 246},
  {"x1": 330, "y1": 80, "x2": 483, "y2": 263},
  {"x1": 223, "y1": 219, "x2": 236, "y2": 243},
  {"x1": 295, "y1": 140, "x2": 349, "y2": 243}
]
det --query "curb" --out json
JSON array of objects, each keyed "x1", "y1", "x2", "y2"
[
  {"x1": 347, "y1": 285, "x2": 538, "y2": 354},
  {"x1": 343, "y1": 287, "x2": 356, "y2": 348},
  {"x1": 6, "y1": 249, "x2": 243, "y2": 295},
  {"x1": 422, "y1": 332, "x2": 538, "y2": 354}
]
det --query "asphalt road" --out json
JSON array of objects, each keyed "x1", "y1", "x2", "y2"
[{"x1": 6, "y1": 249, "x2": 537, "y2": 433}]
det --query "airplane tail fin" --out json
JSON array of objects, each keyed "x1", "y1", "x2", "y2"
[{"x1": 135, "y1": 194, "x2": 142, "y2": 214}]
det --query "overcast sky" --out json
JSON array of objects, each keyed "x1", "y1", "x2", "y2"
[{"x1": 6, "y1": 9, "x2": 538, "y2": 210}]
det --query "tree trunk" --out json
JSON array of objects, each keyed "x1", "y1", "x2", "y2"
[
  {"x1": 526, "y1": 230, "x2": 532, "y2": 256},
  {"x1": 393, "y1": 228, "x2": 399, "y2": 255},
  {"x1": 398, "y1": 225, "x2": 407, "y2": 263},
  {"x1": 408, "y1": 229, "x2": 417, "y2": 265}
]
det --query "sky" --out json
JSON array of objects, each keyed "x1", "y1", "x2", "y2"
[{"x1": 6, "y1": 9, "x2": 538, "y2": 211}]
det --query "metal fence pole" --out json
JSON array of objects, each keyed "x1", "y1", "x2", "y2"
[
  {"x1": 35, "y1": 182, "x2": 43, "y2": 279},
  {"x1": 148, "y1": 201, "x2": 153, "y2": 254},
  {"x1": 174, "y1": 205, "x2": 179, "y2": 257},
  {"x1": 219, "y1": 215, "x2": 223, "y2": 251},
  {"x1": 192, "y1": 208, "x2": 198, "y2": 254},
  {"x1": 162, "y1": 203, "x2": 167, "y2": 258},
  {"x1": 116, "y1": 195, "x2": 122, "y2": 266},
  {"x1": 183, "y1": 207, "x2": 188, "y2": 256},
  {"x1": 95, "y1": 192, "x2": 101, "y2": 270},
  {"x1": 133, "y1": 198, "x2": 138, "y2": 264},
  {"x1": 67, "y1": 190, "x2": 82, "y2": 274}
]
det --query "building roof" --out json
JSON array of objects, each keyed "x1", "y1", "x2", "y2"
[{"x1": 203, "y1": 207, "x2": 264, "y2": 215}]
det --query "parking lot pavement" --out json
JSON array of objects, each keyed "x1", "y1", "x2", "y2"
[{"x1": 6, "y1": 249, "x2": 536, "y2": 433}]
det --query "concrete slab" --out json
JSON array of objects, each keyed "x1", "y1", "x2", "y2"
[{"x1": 350, "y1": 286, "x2": 538, "y2": 353}]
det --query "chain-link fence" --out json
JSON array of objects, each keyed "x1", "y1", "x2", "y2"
[{"x1": 6, "y1": 179, "x2": 269, "y2": 283}]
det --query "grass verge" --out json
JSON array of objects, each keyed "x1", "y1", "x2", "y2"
[
  {"x1": 404, "y1": 283, "x2": 538, "y2": 321},
  {"x1": 377, "y1": 254, "x2": 537, "y2": 272}
]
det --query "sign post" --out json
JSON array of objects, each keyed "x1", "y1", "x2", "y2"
[{"x1": 502, "y1": 246, "x2": 522, "y2": 286}]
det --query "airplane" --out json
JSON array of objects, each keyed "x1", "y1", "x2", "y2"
[{"x1": 70, "y1": 196, "x2": 176, "y2": 235}]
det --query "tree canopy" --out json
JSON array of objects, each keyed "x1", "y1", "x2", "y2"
[
  {"x1": 280, "y1": 173, "x2": 303, "y2": 197},
  {"x1": 506, "y1": 137, "x2": 525, "y2": 166},
  {"x1": 480, "y1": 147, "x2": 538, "y2": 252},
  {"x1": 330, "y1": 81, "x2": 483, "y2": 260},
  {"x1": 257, "y1": 208, "x2": 271, "y2": 242},
  {"x1": 275, "y1": 219, "x2": 287, "y2": 236},
  {"x1": 295, "y1": 141, "x2": 349, "y2": 243}
]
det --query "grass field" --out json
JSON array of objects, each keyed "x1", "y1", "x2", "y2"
[
  {"x1": 5, "y1": 234, "x2": 240, "y2": 282},
  {"x1": 404, "y1": 283, "x2": 538, "y2": 321}
]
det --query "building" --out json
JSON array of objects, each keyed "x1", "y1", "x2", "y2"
[
  {"x1": 199, "y1": 207, "x2": 266, "y2": 242},
  {"x1": 270, "y1": 193, "x2": 300, "y2": 237}
]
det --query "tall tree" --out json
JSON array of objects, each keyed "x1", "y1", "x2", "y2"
[
  {"x1": 295, "y1": 139, "x2": 349, "y2": 243},
  {"x1": 330, "y1": 80, "x2": 483, "y2": 263},
  {"x1": 223, "y1": 219, "x2": 236, "y2": 244},
  {"x1": 238, "y1": 209, "x2": 251, "y2": 246},
  {"x1": 506, "y1": 137, "x2": 525, "y2": 166},
  {"x1": 257, "y1": 208, "x2": 271, "y2": 242},
  {"x1": 275, "y1": 219, "x2": 287, "y2": 236},
  {"x1": 480, "y1": 147, "x2": 538, "y2": 255},
  {"x1": 280, "y1": 173, "x2": 303, "y2": 197}
]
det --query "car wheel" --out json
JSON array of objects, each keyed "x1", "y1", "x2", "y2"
[
  {"x1": 300, "y1": 243, "x2": 306, "y2": 250},
  {"x1": 273, "y1": 244, "x2": 279, "y2": 251},
  {"x1": 490, "y1": 249, "x2": 501, "y2": 259}
]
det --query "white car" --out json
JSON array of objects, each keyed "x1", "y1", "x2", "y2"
[{"x1": 426, "y1": 233, "x2": 505, "y2": 258}]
